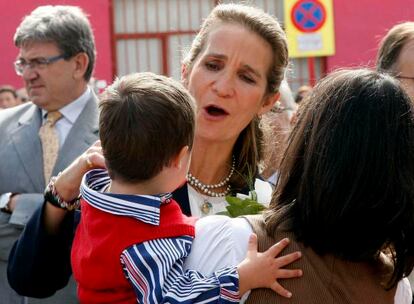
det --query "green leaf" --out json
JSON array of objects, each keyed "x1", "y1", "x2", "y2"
[
  {"x1": 225, "y1": 196, "x2": 244, "y2": 206},
  {"x1": 221, "y1": 196, "x2": 266, "y2": 218}
]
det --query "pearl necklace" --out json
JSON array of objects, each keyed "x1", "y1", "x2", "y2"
[{"x1": 187, "y1": 156, "x2": 235, "y2": 197}]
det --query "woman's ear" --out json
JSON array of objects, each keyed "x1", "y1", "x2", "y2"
[
  {"x1": 258, "y1": 92, "x2": 280, "y2": 115},
  {"x1": 72, "y1": 52, "x2": 89, "y2": 80}
]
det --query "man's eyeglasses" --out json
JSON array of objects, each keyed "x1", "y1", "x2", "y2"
[{"x1": 14, "y1": 54, "x2": 66, "y2": 76}]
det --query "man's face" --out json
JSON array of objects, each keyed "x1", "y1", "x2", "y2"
[
  {"x1": 395, "y1": 39, "x2": 414, "y2": 101},
  {"x1": 17, "y1": 42, "x2": 79, "y2": 111},
  {"x1": 0, "y1": 91, "x2": 19, "y2": 109}
]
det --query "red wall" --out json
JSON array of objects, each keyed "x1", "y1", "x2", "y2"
[
  {"x1": 0, "y1": 0, "x2": 113, "y2": 89},
  {"x1": 2, "y1": 1, "x2": 413, "y2": 88},
  {"x1": 327, "y1": 0, "x2": 414, "y2": 71}
]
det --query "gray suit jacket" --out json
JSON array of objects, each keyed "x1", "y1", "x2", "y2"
[{"x1": 0, "y1": 93, "x2": 99, "y2": 303}]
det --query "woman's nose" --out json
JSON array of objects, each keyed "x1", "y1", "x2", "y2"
[{"x1": 211, "y1": 72, "x2": 235, "y2": 98}]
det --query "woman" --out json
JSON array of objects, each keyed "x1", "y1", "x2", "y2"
[
  {"x1": 8, "y1": 3, "x2": 291, "y2": 299},
  {"x1": 186, "y1": 69, "x2": 414, "y2": 303}
]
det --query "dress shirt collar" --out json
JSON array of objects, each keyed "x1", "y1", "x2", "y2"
[
  {"x1": 80, "y1": 169, "x2": 172, "y2": 226},
  {"x1": 42, "y1": 86, "x2": 92, "y2": 124}
]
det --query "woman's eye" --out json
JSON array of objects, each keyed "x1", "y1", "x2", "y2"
[
  {"x1": 240, "y1": 73, "x2": 256, "y2": 84},
  {"x1": 205, "y1": 61, "x2": 220, "y2": 71}
]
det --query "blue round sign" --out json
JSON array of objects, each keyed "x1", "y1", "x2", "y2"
[{"x1": 291, "y1": 0, "x2": 326, "y2": 33}]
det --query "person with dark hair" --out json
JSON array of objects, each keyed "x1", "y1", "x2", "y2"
[
  {"x1": 0, "y1": 5, "x2": 98, "y2": 303},
  {"x1": 8, "y1": 3, "x2": 299, "y2": 301},
  {"x1": 377, "y1": 22, "x2": 414, "y2": 101},
  {"x1": 0, "y1": 85, "x2": 21, "y2": 109},
  {"x1": 186, "y1": 69, "x2": 414, "y2": 303}
]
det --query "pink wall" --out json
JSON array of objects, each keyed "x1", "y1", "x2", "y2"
[
  {"x1": 327, "y1": 0, "x2": 414, "y2": 71},
  {"x1": 0, "y1": 0, "x2": 112, "y2": 89}
]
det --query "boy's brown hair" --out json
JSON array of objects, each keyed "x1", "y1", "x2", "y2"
[{"x1": 99, "y1": 72, "x2": 196, "y2": 183}]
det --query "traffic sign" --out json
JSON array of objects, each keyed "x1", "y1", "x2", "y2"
[
  {"x1": 284, "y1": 0, "x2": 335, "y2": 58},
  {"x1": 291, "y1": 0, "x2": 326, "y2": 33}
]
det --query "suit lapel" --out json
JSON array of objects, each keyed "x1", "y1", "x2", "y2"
[
  {"x1": 10, "y1": 105, "x2": 45, "y2": 190},
  {"x1": 53, "y1": 94, "x2": 99, "y2": 175}
]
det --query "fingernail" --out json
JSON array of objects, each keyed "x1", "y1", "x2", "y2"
[{"x1": 287, "y1": 292, "x2": 292, "y2": 298}]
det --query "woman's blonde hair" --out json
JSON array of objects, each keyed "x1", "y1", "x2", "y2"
[{"x1": 183, "y1": 3, "x2": 288, "y2": 191}]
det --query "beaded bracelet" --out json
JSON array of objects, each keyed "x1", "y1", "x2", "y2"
[{"x1": 44, "y1": 174, "x2": 80, "y2": 211}]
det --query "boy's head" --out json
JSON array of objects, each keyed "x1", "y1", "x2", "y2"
[{"x1": 99, "y1": 72, "x2": 196, "y2": 184}]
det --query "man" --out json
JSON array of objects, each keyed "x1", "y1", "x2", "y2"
[
  {"x1": 0, "y1": 86, "x2": 21, "y2": 109},
  {"x1": 0, "y1": 5, "x2": 98, "y2": 303},
  {"x1": 377, "y1": 22, "x2": 414, "y2": 101}
]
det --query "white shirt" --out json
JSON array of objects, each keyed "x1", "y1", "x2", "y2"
[
  {"x1": 41, "y1": 87, "x2": 91, "y2": 147},
  {"x1": 185, "y1": 215, "x2": 412, "y2": 304}
]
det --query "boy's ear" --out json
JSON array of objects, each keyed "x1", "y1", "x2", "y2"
[{"x1": 171, "y1": 145, "x2": 190, "y2": 169}]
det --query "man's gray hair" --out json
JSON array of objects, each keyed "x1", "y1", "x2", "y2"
[{"x1": 14, "y1": 5, "x2": 96, "y2": 81}]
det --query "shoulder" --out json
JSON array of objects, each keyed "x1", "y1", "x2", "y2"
[
  {"x1": 0, "y1": 103, "x2": 37, "y2": 135},
  {"x1": 0, "y1": 102, "x2": 35, "y2": 122},
  {"x1": 185, "y1": 216, "x2": 252, "y2": 275},
  {"x1": 195, "y1": 215, "x2": 253, "y2": 240}
]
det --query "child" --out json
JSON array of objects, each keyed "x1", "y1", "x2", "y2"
[{"x1": 71, "y1": 72, "x2": 302, "y2": 303}]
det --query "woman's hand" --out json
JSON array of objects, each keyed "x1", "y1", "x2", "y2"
[
  {"x1": 44, "y1": 141, "x2": 106, "y2": 234},
  {"x1": 237, "y1": 234, "x2": 302, "y2": 298},
  {"x1": 54, "y1": 141, "x2": 105, "y2": 201}
]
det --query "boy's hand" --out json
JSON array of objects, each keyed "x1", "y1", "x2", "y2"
[{"x1": 237, "y1": 234, "x2": 302, "y2": 298}]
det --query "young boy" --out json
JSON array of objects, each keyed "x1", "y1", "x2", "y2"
[{"x1": 71, "y1": 72, "x2": 300, "y2": 303}]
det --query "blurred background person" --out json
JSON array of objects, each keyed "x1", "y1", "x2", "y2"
[
  {"x1": 16, "y1": 87, "x2": 28, "y2": 104},
  {"x1": 377, "y1": 22, "x2": 414, "y2": 101},
  {"x1": 261, "y1": 80, "x2": 297, "y2": 186},
  {"x1": 0, "y1": 85, "x2": 21, "y2": 109},
  {"x1": 294, "y1": 85, "x2": 312, "y2": 104}
]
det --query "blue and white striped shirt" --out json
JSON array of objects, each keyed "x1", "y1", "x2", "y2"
[{"x1": 80, "y1": 170, "x2": 240, "y2": 303}]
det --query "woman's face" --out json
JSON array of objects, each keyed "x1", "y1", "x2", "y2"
[{"x1": 183, "y1": 23, "x2": 277, "y2": 144}]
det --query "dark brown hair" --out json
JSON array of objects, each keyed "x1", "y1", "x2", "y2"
[
  {"x1": 0, "y1": 85, "x2": 17, "y2": 98},
  {"x1": 183, "y1": 3, "x2": 288, "y2": 191},
  {"x1": 99, "y1": 72, "x2": 195, "y2": 183},
  {"x1": 266, "y1": 69, "x2": 414, "y2": 288}
]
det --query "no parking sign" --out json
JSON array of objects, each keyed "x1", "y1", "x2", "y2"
[{"x1": 284, "y1": 0, "x2": 335, "y2": 57}]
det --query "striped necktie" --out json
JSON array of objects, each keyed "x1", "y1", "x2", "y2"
[{"x1": 39, "y1": 111, "x2": 62, "y2": 184}]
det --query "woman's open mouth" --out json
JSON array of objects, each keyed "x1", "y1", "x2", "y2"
[{"x1": 204, "y1": 105, "x2": 229, "y2": 117}]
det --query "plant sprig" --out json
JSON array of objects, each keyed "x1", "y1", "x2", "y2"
[{"x1": 217, "y1": 192, "x2": 265, "y2": 217}]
